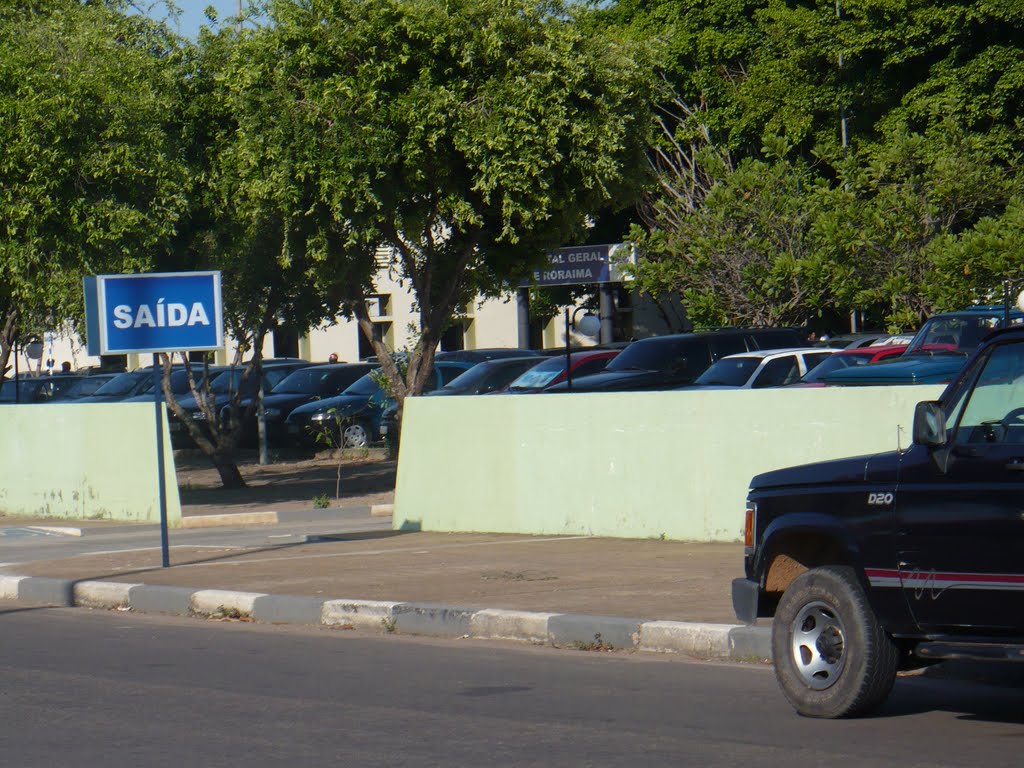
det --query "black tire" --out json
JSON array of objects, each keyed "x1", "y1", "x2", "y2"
[{"x1": 772, "y1": 565, "x2": 898, "y2": 718}]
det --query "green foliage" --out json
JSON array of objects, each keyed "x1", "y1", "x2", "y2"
[
  {"x1": 630, "y1": 141, "x2": 836, "y2": 328},
  {"x1": 312, "y1": 493, "x2": 331, "y2": 509},
  {"x1": 0, "y1": 1, "x2": 189, "y2": 372},
  {"x1": 236, "y1": 0, "x2": 661, "y2": 402}
]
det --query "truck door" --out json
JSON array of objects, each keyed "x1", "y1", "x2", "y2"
[{"x1": 896, "y1": 339, "x2": 1024, "y2": 633}]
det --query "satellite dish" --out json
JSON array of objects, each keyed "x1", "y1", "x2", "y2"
[{"x1": 25, "y1": 341, "x2": 44, "y2": 360}]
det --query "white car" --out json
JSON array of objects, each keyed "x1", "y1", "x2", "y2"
[{"x1": 688, "y1": 347, "x2": 836, "y2": 389}]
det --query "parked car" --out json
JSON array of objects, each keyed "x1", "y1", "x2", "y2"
[
  {"x1": 434, "y1": 348, "x2": 542, "y2": 364},
  {"x1": 792, "y1": 344, "x2": 909, "y2": 387},
  {"x1": 814, "y1": 333, "x2": 891, "y2": 349},
  {"x1": 71, "y1": 369, "x2": 154, "y2": 403},
  {"x1": 119, "y1": 365, "x2": 229, "y2": 403},
  {"x1": 687, "y1": 348, "x2": 835, "y2": 389},
  {"x1": 426, "y1": 356, "x2": 543, "y2": 396},
  {"x1": 51, "y1": 372, "x2": 121, "y2": 401},
  {"x1": 505, "y1": 350, "x2": 621, "y2": 393},
  {"x1": 0, "y1": 374, "x2": 82, "y2": 404},
  {"x1": 825, "y1": 306, "x2": 1022, "y2": 386},
  {"x1": 222, "y1": 362, "x2": 376, "y2": 445},
  {"x1": 285, "y1": 361, "x2": 475, "y2": 448},
  {"x1": 545, "y1": 328, "x2": 807, "y2": 392},
  {"x1": 168, "y1": 359, "x2": 313, "y2": 446}
]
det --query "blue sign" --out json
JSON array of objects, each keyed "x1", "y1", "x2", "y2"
[{"x1": 84, "y1": 271, "x2": 224, "y2": 355}]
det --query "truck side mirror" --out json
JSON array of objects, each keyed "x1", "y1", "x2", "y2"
[{"x1": 913, "y1": 401, "x2": 947, "y2": 447}]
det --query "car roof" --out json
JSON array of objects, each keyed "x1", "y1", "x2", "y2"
[
  {"x1": 834, "y1": 344, "x2": 907, "y2": 356},
  {"x1": 719, "y1": 347, "x2": 835, "y2": 361}
]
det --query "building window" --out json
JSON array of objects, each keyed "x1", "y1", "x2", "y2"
[
  {"x1": 272, "y1": 328, "x2": 300, "y2": 359},
  {"x1": 366, "y1": 294, "x2": 392, "y2": 318},
  {"x1": 439, "y1": 322, "x2": 466, "y2": 352},
  {"x1": 359, "y1": 321, "x2": 390, "y2": 361}
]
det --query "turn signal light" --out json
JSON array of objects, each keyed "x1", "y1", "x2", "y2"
[{"x1": 743, "y1": 505, "x2": 755, "y2": 549}]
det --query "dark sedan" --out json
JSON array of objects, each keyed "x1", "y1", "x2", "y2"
[
  {"x1": 71, "y1": 369, "x2": 154, "y2": 403},
  {"x1": 545, "y1": 328, "x2": 806, "y2": 392},
  {"x1": 0, "y1": 374, "x2": 82, "y2": 404},
  {"x1": 222, "y1": 363, "x2": 376, "y2": 446},
  {"x1": 427, "y1": 356, "x2": 542, "y2": 396},
  {"x1": 169, "y1": 360, "x2": 313, "y2": 446},
  {"x1": 286, "y1": 361, "x2": 474, "y2": 449}
]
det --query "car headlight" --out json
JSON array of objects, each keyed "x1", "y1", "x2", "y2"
[{"x1": 310, "y1": 411, "x2": 331, "y2": 422}]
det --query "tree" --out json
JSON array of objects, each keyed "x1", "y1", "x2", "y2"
[
  {"x1": 228, "y1": 0, "x2": 660, "y2": 413},
  {"x1": 0, "y1": 1, "x2": 188, "y2": 379},
  {"x1": 628, "y1": 96, "x2": 837, "y2": 327},
  {"x1": 816, "y1": 117, "x2": 1018, "y2": 330},
  {"x1": 150, "y1": 20, "x2": 380, "y2": 488}
]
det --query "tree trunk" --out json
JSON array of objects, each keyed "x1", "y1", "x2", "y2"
[
  {"x1": 0, "y1": 308, "x2": 17, "y2": 380},
  {"x1": 212, "y1": 453, "x2": 246, "y2": 489}
]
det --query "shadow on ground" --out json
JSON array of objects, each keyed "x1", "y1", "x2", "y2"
[{"x1": 175, "y1": 450, "x2": 397, "y2": 511}]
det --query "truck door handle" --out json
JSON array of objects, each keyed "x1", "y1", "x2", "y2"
[
  {"x1": 955, "y1": 446, "x2": 982, "y2": 458},
  {"x1": 1005, "y1": 459, "x2": 1024, "y2": 471}
]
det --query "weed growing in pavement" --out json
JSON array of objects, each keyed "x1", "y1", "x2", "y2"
[
  {"x1": 381, "y1": 617, "x2": 397, "y2": 634},
  {"x1": 571, "y1": 633, "x2": 613, "y2": 652},
  {"x1": 210, "y1": 606, "x2": 252, "y2": 622},
  {"x1": 312, "y1": 493, "x2": 331, "y2": 509}
]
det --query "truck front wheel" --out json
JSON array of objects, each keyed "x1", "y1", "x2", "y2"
[{"x1": 772, "y1": 565, "x2": 898, "y2": 718}]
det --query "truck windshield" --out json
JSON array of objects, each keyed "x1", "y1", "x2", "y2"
[{"x1": 905, "y1": 313, "x2": 1004, "y2": 355}]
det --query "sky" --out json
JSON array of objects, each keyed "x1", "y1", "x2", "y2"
[{"x1": 151, "y1": 1, "x2": 247, "y2": 39}]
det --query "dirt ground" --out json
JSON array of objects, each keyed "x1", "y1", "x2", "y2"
[{"x1": 175, "y1": 448, "x2": 397, "y2": 515}]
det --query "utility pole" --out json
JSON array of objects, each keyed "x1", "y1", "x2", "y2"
[{"x1": 837, "y1": 0, "x2": 848, "y2": 154}]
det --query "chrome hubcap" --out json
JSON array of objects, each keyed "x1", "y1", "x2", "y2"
[{"x1": 790, "y1": 600, "x2": 847, "y2": 690}]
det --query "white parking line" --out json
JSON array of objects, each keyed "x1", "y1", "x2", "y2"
[
  {"x1": 76, "y1": 545, "x2": 245, "y2": 557},
  {"x1": 175, "y1": 535, "x2": 595, "y2": 568}
]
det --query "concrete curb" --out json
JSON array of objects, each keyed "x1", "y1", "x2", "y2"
[
  {"x1": 1, "y1": 574, "x2": 771, "y2": 661},
  {"x1": 181, "y1": 512, "x2": 279, "y2": 528},
  {"x1": 369, "y1": 504, "x2": 394, "y2": 518}
]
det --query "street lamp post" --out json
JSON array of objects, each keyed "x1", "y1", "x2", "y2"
[
  {"x1": 564, "y1": 306, "x2": 600, "y2": 391},
  {"x1": 1003, "y1": 280, "x2": 1024, "y2": 328}
]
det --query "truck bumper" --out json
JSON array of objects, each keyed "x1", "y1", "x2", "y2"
[{"x1": 732, "y1": 578, "x2": 760, "y2": 625}]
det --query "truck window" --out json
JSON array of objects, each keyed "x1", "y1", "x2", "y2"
[{"x1": 953, "y1": 342, "x2": 1024, "y2": 444}]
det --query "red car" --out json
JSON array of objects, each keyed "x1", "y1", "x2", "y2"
[
  {"x1": 504, "y1": 350, "x2": 621, "y2": 393},
  {"x1": 792, "y1": 344, "x2": 908, "y2": 387}
]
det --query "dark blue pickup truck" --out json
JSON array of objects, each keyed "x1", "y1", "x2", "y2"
[
  {"x1": 734, "y1": 324, "x2": 1024, "y2": 717},
  {"x1": 824, "y1": 305, "x2": 1024, "y2": 386}
]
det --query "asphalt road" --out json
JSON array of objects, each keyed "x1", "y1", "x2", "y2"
[
  {"x1": 2, "y1": 606, "x2": 1022, "y2": 767},
  {"x1": 0, "y1": 510, "x2": 391, "y2": 565}
]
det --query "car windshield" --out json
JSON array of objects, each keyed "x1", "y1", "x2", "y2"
[
  {"x1": 508, "y1": 357, "x2": 565, "y2": 390},
  {"x1": 607, "y1": 338, "x2": 690, "y2": 373},
  {"x1": 92, "y1": 372, "x2": 147, "y2": 397},
  {"x1": 0, "y1": 379, "x2": 44, "y2": 402},
  {"x1": 799, "y1": 352, "x2": 873, "y2": 383},
  {"x1": 62, "y1": 376, "x2": 114, "y2": 399},
  {"x1": 136, "y1": 368, "x2": 221, "y2": 396},
  {"x1": 271, "y1": 369, "x2": 333, "y2": 395},
  {"x1": 343, "y1": 373, "x2": 382, "y2": 396},
  {"x1": 695, "y1": 357, "x2": 760, "y2": 386},
  {"x1": 210, "y1": 368, "x2": 270, "y2": 395},
  {"x1": 440, "y1": 365, "x2": 493, "y2": 391},
  {"x1": 905, "y1": 313, "x2": 1007, "y2": 355}
]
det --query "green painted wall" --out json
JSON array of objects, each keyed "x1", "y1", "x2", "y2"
[
  {"x1": 393, "y1": 386, "x2": 945, "y2": 542},
  {"x1": 0, "y1": 403, "x2": 181, "y2": 525}
]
